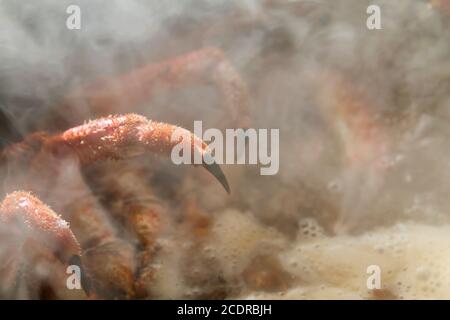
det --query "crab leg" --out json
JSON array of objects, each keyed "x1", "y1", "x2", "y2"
[
  {"x1": 46, "y1": 114, "x2": 230, "y2": 193},
  {"x1": 0, "y1": 113, "x2": 230, "y2": 298},
  {"x1": 317, "y1": 71, "x2": 390, "y2": 233},
  {"x1": 0, "y1": 192, "x2": 88, "y2": 298},
  {"x1": 320, "y1": 73, "x2": 388, "y2": 168},
  {"x1": 86, "y1": 161, "x2": 167, "y2": 298},
  {"x1": 0, "y1": 148, "x2": 138, "y2": 299},
  {"x1": 38, "y1": 159, "x2": 137, "y2": 299},
  {"x1": 63, "y1": 47, "x2": 251, "y2": 128},
  {"x1": 45, "y1": 170, "x2": 137, "y2": 299},
  {"x1": 0, "y1": 191, "x2": 80, "y2": 261}
]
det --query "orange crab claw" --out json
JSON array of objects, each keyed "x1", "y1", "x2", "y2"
[{"x1": 47, "y1": 114, "x2": 230, "y2": 193}]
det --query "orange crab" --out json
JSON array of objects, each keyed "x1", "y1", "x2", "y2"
[{"x1": 0, "y1": 47, "x2": 250, "y2": 299}]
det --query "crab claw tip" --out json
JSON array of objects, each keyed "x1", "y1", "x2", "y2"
[{"x1": 201, "y1": 154, "x2": 230, "y2": 194}]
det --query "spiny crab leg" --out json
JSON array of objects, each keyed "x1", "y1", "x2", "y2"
[
  {"x1": 87, "y1": 162, "x2": 167, "y2": 298},
  {"x1": 0, "y1": 192, "x2": 94, "y2": 297},
  {"x1": 64, "y1": 47, "x2": 251, "y2": 128},
  {"x1": 318, "y1": 72, "x2": 387, "y2": 169},
  {"x1": 0, "y1": 191, "x2": 80, "y2": 262},
  {"x1": 46, "y1": 114, "x2": 230, "y2": 193}
]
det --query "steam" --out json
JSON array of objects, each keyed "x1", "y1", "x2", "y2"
[{"x1": 1, "y1": 0, "x2": 450, "y2": 299}]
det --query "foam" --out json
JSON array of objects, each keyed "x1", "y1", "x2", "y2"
[
  {"x1": 238, "y1": 222, "x2": 450, "y2": 299},
  {"x1": 208, "y1": 209, "x2": 287, "y2": 280},
  {"x1": 146, "y1": 208, "x2": 450, "y2": 299}
]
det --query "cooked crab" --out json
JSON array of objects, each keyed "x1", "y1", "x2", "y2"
[{"x1": 0, "y1": 46, "x2": 250, "y2": 299}]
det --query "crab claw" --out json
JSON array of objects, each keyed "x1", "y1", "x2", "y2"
[{"x1": 53, "y1": 114, "x2": 230, "y2": 193}]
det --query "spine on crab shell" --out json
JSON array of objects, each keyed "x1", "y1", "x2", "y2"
[
  {"x1": 0, "y1": 191, "x2": 81, "y2": 261},
  {"x1": 52, "y1": 114, "x2": 230, "y2": 193}
]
